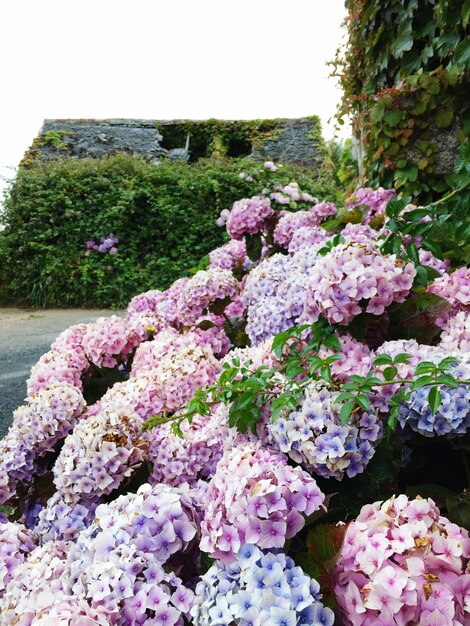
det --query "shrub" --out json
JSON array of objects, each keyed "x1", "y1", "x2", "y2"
[{"x1": 0, "y1": 155, "x2": 336, "y2": 307}]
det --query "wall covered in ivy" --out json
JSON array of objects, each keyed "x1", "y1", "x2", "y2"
[{"x1": 333, "y1": 0, "x2": 469, "y2": 200}]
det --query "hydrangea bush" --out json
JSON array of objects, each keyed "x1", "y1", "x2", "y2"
[{"x1": 0, "y1": 160, "x2": 469, "y2": 624}]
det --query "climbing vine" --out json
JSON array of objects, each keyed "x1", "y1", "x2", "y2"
[{"x1": 332, "y1": 0, "x2": 470, "y2": 201}]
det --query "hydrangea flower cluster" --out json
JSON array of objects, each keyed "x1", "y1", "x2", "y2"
[
  {"x1": 86, "y1": 233, "x2": 119, "y2": 254},
  {"x1": 81, "y1": 315, "x2": 142, "y2": 368},
  {"x1": 199, "y1": 441, "x2": 325, "y2": 563},
  {"x1": 428, "y1": 267, "x2": 470, "y2": 321},
  {"x1": 334, "y1": 495, "x2": 470, "y2": 626},
  {"x1": 319, "y1": 333, "x2": 373, "y2": 381},
  {"x1": 226, "y1": 195, "x2": 274, "y2": 239},
  {"x1": 147, "y1": 405, "x2": 228, "y2": 487},
  {"x1": 53, "y1": 403, "x2": 148, "y2": 503},
  {"x1": 270, "y1": 181, "x2": 316, "y2": 206},
  {"x1": 34, "y1": 492, "x2": 100, "y2": 544},
  {"x1": 269, "y1": 382, "x2": 382, "y2": 480},
  {"x1": 340, "y1": 222, "x2": 380, "y2": 245},
  {"x1": 191, "y1": 544, "x2": 334, "y2": 626},
  {"x1": 0, "y1": 382, "x2": 85, "y2": 504},
  {"x1": 399, "y1": 358, "x2": 470, "y2": 437},
  {"x1": 346, "y1": 187, "x2": 396, "y2": 224},
  {"x1": 27, "y1": 346, "x2": 89, "y2": 396},
  {"x1": 66, "y1": 483, "x2": 197, "y2": 621},
  {"x1": 305, "y1": 243, "x2": 416, "y2": 325},
  {"x1": 273, "y1": 209, "x2": 325, "y2": 247},
  {"x1": 288, "y1": 224, "x2": 329, "y2": 252},
  {"x1": 209, "y1": 238, "x2": 247, "y2": 270},
  {"x1": 310, "y1": 200, "x2": 337, "y2": 223},
  {"x1": 0, "y1": 540, "x2": 71, "y2": 624},
  {"x1": 0, "y1": 521, "x2": 36, "y2": 597},
  {"x1": 439, "y1": 310, "x2": 470, "y2": 352},
  {"x1": 176, "y1": 268, "x2": 240, "y2": 325}
]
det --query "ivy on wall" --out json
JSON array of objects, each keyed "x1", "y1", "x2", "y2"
[{"x1": 332, "y1": 0, "x2": 469, "y2": 200}]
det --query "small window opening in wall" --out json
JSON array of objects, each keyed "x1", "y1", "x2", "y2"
[{"x1": 227, "y1": 137, "x2": 252, "y2": 157}]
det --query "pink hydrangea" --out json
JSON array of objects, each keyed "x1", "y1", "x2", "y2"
[
  {"x1": 27, "y1": 348, "x2": 89, "y2": 396},
  {"x1": 305, "y1": 243, "x2": 416, "y2": 325},
  {"x1": 81, "y1": 315, "x2": 142, "y2": 368},
  {"x1": 209, "y1": 238, "x2": 247, "y2": 270},
  {"x1": 177, "y1": 268, "x2": 240, "y2": 326},
  {"x1": 340, "y1": 223, "x2": 381, "y2": 246},
  {"x1": 226, "y1": 196, "x2": 274, "y2": 240},
  {"x1": 199, "y1": 441, "x2": 325, "y2": 563},
  {"x1": 418, "y1": 249, "x2": 451, "y2": 274},
  {"x1": 334, "y1": 495, "x2": 470, "y2": 626},
  {"x1": 428, "y1": 267, "x2": 470, "y2": 312},
  {"x1": 273, "y1": 210, "x2": 326, "y2": 248},
  {"x1": 310, "y1": 201, "x2": 337, "y2": 224},
  {"x1": 319, "y1": 333, "x2": 373, "y2": 381},
  {"x1": 438, "y1": 310, "x2": 470, "y2": 352},
  {"x1": 346, "y1": 187, "x2": 396, "y2": 224}
]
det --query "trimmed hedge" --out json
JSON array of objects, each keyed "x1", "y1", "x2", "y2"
[{"x1": 0, "y1": 155, "x2": 337, "y2": 308}]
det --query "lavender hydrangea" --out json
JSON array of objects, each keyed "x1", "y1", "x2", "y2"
[
  {"x1": 177, "y1": 268, "x2": 240, "y2": 325},
  {"x1": 269, "y1": 382, "x2": 383, "y2": 480},
  {"x1": 0, "y1": 382, "x2": 85, "y2": 505},
  {"x1": 34, "y1": 492, "x2": 100, "y2": 544},
  {"x1": 0, "y1": 521, "x2": 36, "y2": 597},
  {"x1": 67, "y1": 483, "x2": 197, "y2": 620},
  {"x1": 288, "y1": 225, "x2": 329, "y2": 253},
  {"x1": 200, "y1": 441, "x2": 325, "y2": 563},
  {"x1": 191, "y1": 544, "x2": 334, "y2": 626},
  {"x1": 147, "y1": 405, "x2": 228, "y2": 488}
]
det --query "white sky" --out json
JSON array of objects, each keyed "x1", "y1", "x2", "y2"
[{"x1": 0, "y1": 0, "x2": 349, "y2": 174}]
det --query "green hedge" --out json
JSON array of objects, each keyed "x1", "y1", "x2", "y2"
[{"x1": 0, "y1": 155, "x2": 336, "y2": 308}]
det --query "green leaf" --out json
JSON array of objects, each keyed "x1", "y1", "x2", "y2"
[
  {"x1": 415, "y1": 361, "x2": 437, "y2": 376},
  {"x1": 394, "y1": 353, "x2": 411, "y2": 364},
  {"x1": 436, "y1": 374, "x2": 459, "y2": 388},
  {"x1": 428, "y1": 386, "x2": 442, "y2": 415},
  {"x1": 356, "y1": 394, "x2": 370, "y2": 410},
  {"x1": 245, "y1": 233, "x2": 263, "y2": 262},
  {"x1": 392, "y1": 22, "x2": 414, "y2": 57},
  {"x1": 383, "y1": 366, "x2": 398, "y2": 382},
  {"x1": 463, "y1": 0, "x2": 470, "y2": 28},
  {"x1": 405, "y1": 242, "x2": 420, "y2": 264},
  {"x1": 434, "y1": 109, "x2": 454, "y2": 129},
  {"x1": 374, "y1": 354, "x2": 393, "y2": 366},
  {"x1": 339, "y1": 401, "x2": 355, "y2": 425},
  {"x1": 384, "y1": 110, "x2": 403, "y2": 127},
  {"x1": 454, "y1": 40, "x2": 470, "y2": 66},
  {"x1": 272, "y1": 331, "x2": 291, "y2": 359},
  {"x1": 412, "y1": 375, "x2": 435, "y2": 389}
]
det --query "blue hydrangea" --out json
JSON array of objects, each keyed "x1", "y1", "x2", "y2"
[
  {"x1": 269, "y1": 382, "x2": 383, "y2": 481},
  {"x1": 398, "y1": 361, "x2": 470, "y2": 437},
  {"x1": 191, "y1": 544, "x2": 334, "y2": 626}
]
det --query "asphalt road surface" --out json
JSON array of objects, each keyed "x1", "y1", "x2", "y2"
[{"x1": 0, "y1": 308, "x2": 121, "y2": 439}]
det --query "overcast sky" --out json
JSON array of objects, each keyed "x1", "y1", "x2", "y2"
[{"x1": 0, "y1": 0, "x2": 349, "y2": 176}]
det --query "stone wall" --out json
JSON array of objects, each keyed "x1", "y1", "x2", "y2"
[{"x1": 23, "y1": 117, "x2": 325, "y2": 168}]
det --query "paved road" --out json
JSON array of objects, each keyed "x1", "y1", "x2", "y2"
[{"x1": 0, "y1": 308, "x2": 121, "y2": 438}]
